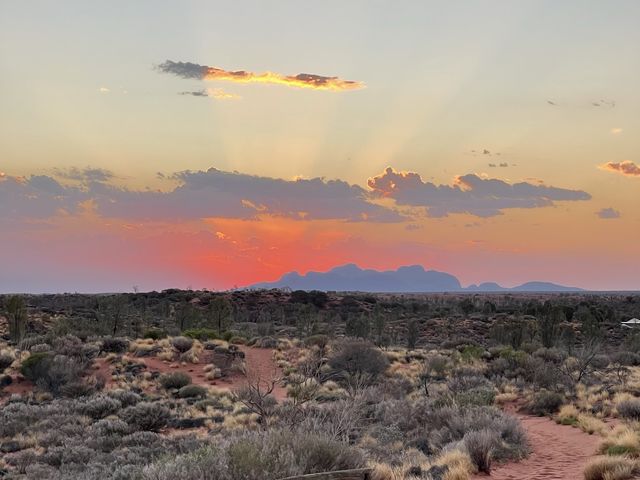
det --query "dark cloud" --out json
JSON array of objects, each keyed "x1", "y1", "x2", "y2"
[
  {"x1": 367, "y1": 167, "x2": 591, "y2": 218},
  {"x1": 157, "y1": 60, "x2": 364, "y2": 91},
  {"x1": 2, "y1": 168, "x2": 402, "y2": 223},
  {"x1": 91, "y1": 168, "x2": 404, "y2": 223},
  {"x1": 178, "y1": 90, "x2": 209, "y2": 97},
  {"x1": 597, "y1": 208, "x2": 621, "y2": 219},
  {"x1": 0, "y1": 175, "x2": 86, "y2": 220},
  {"x1": 600, "y1": 160, "x2": 640, "y2": 177}
]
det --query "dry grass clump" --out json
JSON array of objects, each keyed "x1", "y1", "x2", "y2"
[
  {"x1": 558, "y1": 404, "x2": 580, "y2": 425},
  {"x1": 577, "y1": 415, "x2": 607, "y2": 436},
  {"x1": 599, "y1": 425, "x2": 640, "y2": 457},
  {"x1": 583, "y1": 456, "x2": 638, "y2": 480}
]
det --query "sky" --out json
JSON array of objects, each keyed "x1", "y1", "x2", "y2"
[{"x1": 1, "y1": 0, "x2": 639, "y2": 292}]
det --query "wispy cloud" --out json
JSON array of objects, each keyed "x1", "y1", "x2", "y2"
[
  {"x1": 53, "y1": 166, "x2": 115, "y2": 183},
  {"x1": 600, "y1": 160, "x2": 640, "y2": 177},
  {"x1": 367, "y1": 167, "x2": 591, "y2": 217},
  {"x1": 547, "y1": 98, "x2": 615, "y2": 109},
  {"x1": 596, "y1": 208, "x2": 620, "y2": 219},
  {"x1": 158, "y1": 60, "x2": 364, "y2": 92},
  {"x1": 179, "y1": 88, "x2": 241, "y2": 100}
]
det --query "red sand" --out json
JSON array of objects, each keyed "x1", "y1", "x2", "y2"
[
  {"x1": 97, "y1": 346, "x2": 287, "y2": 401},
  {"x1": 0, "y1": 375, "x2": 33, "y2": 400},
  {"x1": 473, "y1": 413, "x2": 604, "y2": 480}
]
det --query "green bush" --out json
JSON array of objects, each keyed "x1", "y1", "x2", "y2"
[
  {"x1": 144, "y1": 328, "x2": 168, "y2": 340},
  {"x1": 159, "y1": 372, "x2": 191, "y2": 390},
  {"x1": 20, "y1": 352, "x2": 52, "y2": 381},
  {"x1": 461, "y1": 345, "x2": 485, "y2": 362},
  {"x1": 182, "y1": 328, "x2": 219, "y2": 341}
]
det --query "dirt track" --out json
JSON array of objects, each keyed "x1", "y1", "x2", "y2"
[{"x1": 473, "y1": 413, "x2": 603, "y2": 480}]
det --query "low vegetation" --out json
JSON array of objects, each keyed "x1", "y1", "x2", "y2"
[{"x1": 0, "y1": 291, "x2": 638, "y2": 479}]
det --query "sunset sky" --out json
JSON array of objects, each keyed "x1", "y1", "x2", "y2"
[{"x1": 1, "y1": 1, "x2": 639, "y2": 292}]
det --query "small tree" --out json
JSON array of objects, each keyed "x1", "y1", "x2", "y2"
[
  {"x1": 233, "y1": 365, "x2": 280, "y2": 426},
  {"x1": 372, "y1": 305, "x2": 386, "y2": 344},
  {"x1": 538, "y1": 307, "x2": 565, "y2": 348},
  {"x1": 208, "y1": 296, "x2": 233, "y2": 334},
  {"x1": 6, "y1": 296, "x2": 27, "y2": 343},
  {"x1": 345, "y1": 313, "x2": 370, "y2": 339},
  {"x1": 407, "y1": 319, "x2": 420, "y2": 349}
]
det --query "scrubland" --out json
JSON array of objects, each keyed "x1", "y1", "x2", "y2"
[{"x1": 0, "y1": 290, "x2": 639, "y2": 479}]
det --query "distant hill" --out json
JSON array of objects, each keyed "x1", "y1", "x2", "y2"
[{"x1": 252, "y1": 264, "x2": 584, "y2": 293}]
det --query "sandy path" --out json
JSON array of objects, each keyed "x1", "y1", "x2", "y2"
[{"x1": 473, "y1": 414, "x2": 602, "y2": 480}]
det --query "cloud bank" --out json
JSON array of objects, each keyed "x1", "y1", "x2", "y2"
[
  {"x1": 158, "y1": 60, "x2": 364, "y2": 91},
  {"x1": 367, "y1": 167, "x2": 591, "y2": 217},
  {"x1": 1, "y1": 166, "x2": 593, "y2": 224}
]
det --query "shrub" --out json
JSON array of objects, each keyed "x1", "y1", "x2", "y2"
[
  {"x1": 119, "y1": 402, "x2": 171, "y2": 431},
  {"x1": 464, "y1": 429, "x2": 497, "y2": 474},
  {"x1": 159, "y1": 372, "x2": 192, "y2": 390},
  {"x1": 455, "y1": 387, "x2": 496, "y2": 407},
  {"x1": 101, "y1": 337, "x2": 130, "y2": 353},
  {"x1": 20, "y1": 352, "x2": 96, "y2": 397},
  {"x1": 142, "y1": 429, "x2": 365, "y2": 480},
  {"x1": 617, "y1": 399, "x2": 640, "y2": 421},
  {"x1": 178, "y1": 385, "x2": 207, "y2": 399},
  {"x1": 0, "y1": 354, "x2": 14, "y2": 372},
  {"x1": 525, "y1": 390, "x2": 564, "y2": 416},
  {"x1": 460, "y1": 345, "x2": 485, "y2": 362},
  {"x1": 304, "y1": 334, "x2": 329, "y2": 349},
  {"x1": 328, "y1": 339, "x2": 389, "y2": 382},
  {"x1": 20, "y1": 352, "x2": 52, "y2": 380},
  {"x1": 183, "y1": 328, "x2": 218, "y2": 341},
  {"x1": 584, "y1": 456, "x2": 638, "y2": 480},
  {"x1": 81, "y1": 395, "x2": 123, "y2": 419},
  {"x1": 171, "y1": 336, "x2": 194, "y2": 353},
  {"x1": 108, "y1": 389, "x2": 142, "y2": 407},
  {"x1": 611, "y1": 351, "x2": 640, "y2": 366},
  {"x1": 144, "y1": 328, "x2": 168, "y2": 340},
  {"x1": 229, "y1": 336, "x2": 247, "y2": 345},
  {"x1": 254, "y1": 336, "x2": 278, "y2": 349}
]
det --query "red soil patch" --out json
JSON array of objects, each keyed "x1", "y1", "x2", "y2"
[
  {"x1": 0, "y1": 375, "x2": 34, "y2": 405},
  {"x1": 472, "y1": 413, "x2": 605, "y2": 480},
  {"x1": 96, "y1": 346, "x2": 287, "y2": 401}
]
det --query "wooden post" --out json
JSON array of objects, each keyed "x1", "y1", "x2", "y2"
[{"x1": 278, "y1": 468, "x2": 372, "y2": 480}]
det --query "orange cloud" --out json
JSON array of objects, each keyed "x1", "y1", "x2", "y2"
[
  {"x1": 600, "y1": 160, "x2": 640, "y2": 177},
  {"x1": 159, "y1": 60, "x2": 364, "y2": 91}
]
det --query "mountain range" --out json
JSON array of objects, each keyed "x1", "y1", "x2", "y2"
[{"x1": 251, "y1": 264, "x2": 583, "y2": 293}]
